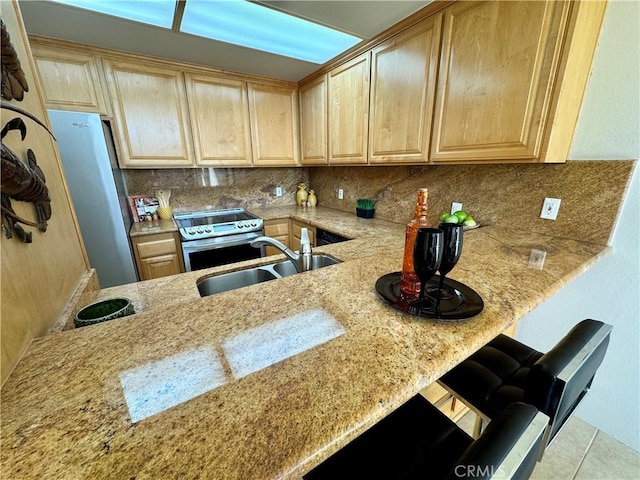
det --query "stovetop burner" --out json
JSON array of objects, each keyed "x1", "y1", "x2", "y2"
[{"x1": 174, "y1": 208, "x2": 263, "y2": 241}]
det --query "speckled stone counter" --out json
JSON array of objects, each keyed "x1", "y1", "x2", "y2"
[
  {"x1": 129, "y1": 218, "x2": 178, "y2": 237},
  {"x1": 1, "y1": 206, "x2": 610, "y2": 479}
]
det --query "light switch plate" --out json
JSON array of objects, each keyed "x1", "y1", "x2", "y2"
[
  {"x1": 275, "y1": 186, "x2": 282, "y2": 197},
  {"x1": 540, "y1": 198, "x2": 561, "y2": 220},
  {"x1": 338, "y1": 188, "x2": 344, "y2": 200},
  {"x1": 451, "y1": 202, "x2": 463, "y2": 214}
]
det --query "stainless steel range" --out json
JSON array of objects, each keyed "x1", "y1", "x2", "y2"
[{"x1": 174, "y1": 208, "x2": 264, "y2": 271}]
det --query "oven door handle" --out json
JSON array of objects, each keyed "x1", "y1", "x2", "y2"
[{"x1": 180, "y1": 231, "x2": 263, "y2": 252}]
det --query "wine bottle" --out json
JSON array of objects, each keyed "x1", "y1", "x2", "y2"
[{"x1": 400, "y1": 188, "x2": 432, "y2": 300}]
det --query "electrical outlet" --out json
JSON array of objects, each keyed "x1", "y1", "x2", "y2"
[
  {"x1": 275, "y1": 186, "x2": 283, "y2": 197},
  {"x1": 451, "y1": 202, "x2": 463, "y2": 214},
  {"x1": 540, "y1": 197, "x2": 561, "y2": 220},
  {"x1": 338, "y1": 188, "x2": 344, "y2": 200},
  {"x1": 528, "y1": 249, "x2": 547, "y2": 270}
]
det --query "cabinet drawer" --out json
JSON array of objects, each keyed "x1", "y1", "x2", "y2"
[
  {"x1": 290, "y1": 220, "x2": 316, "y2": 246},
  {"x1": 135, "y1": 234, "x2": 178, "y2": 258},
  {"x1": 264, "y1": 220, "x2": 289, "y2": 237}
]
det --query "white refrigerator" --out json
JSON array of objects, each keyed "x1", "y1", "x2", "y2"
[{"x1": 48, "y1": 110, "x2": 138, "y2": 287}]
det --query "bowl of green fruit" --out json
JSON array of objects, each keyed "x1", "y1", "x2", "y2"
[{"x1": 439, "y1": 210, "x2": 478, "y2": 229}]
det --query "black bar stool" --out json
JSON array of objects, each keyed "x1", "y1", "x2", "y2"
[
  {"x1": 438, "y1": 319, "x2": 612, "y2": 451},
  {"x1": 304, "y1": 397, "x2": 548, "y2": 480}
]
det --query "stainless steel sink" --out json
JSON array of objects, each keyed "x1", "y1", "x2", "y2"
[
  {"x1": 272, "y1": 254, "x2": 340, "y2": 277},
  {"x1": 197, "y1": 254, "x2": 341, "y2": 297},
  {"x1": 197, "y1": 268, "x2": 278, "y2": 297}
]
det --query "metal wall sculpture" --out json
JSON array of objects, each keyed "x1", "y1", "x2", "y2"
[{"x1": 1, "y1": 17, "x2": 53, "y2": 243}]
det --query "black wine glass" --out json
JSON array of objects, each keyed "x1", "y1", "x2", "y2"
[
  {"x1": 435, "y1": 223, "x2": 464, "y2": 300},
  {"x1": 413, "y1": 228, "x2": 443, "y2": 310}
]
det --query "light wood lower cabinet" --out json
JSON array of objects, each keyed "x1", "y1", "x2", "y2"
[
  {"x1": 263, "y1": 219, "x2": 291, "y2": 257},
  {"x1": 131, "y1": 232, "x2": 185, "y2": 281},
  {"x1": 290, "y1": 219, "x2": 316, "y2": 249},
  {"x1": 263, "y1": 219, "x2": 317, "y2": 256}
]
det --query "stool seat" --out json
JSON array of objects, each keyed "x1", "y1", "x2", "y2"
[
  {"x1": 304, "y1": 397, "x2": 547, "y2": 480},
  {"x1": 439, "y1": 319, "x2": 612, "y2": 447}
]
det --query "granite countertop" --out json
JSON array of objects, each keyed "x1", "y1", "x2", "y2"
[{"x1": 0, "y1": 206, "x2": 610, "y2": 479}]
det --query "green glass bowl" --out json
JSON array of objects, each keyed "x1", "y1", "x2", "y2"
[{"x1": 74, "y1": 297, "x2": 135, "y2": 328}]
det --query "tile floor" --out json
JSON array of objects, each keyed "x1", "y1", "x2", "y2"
[{"x1": 457, "y1": 412, "x2": 640, "y2": 480}]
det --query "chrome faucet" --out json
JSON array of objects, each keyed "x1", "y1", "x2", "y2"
[{"x1": 250, "y1": 229, "x2": 313, "y2": 273}]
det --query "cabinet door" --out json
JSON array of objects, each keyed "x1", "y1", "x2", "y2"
[
  {"x1": 431, "y1": 1, "x2": 569, "y2": 162},
  {"x1": 104, "y1": 60, "x2": 194, "y2": 167},
  {"x1": 248, "y1": 83, "x2": 299, "y2": 166},
  {"x1": 132, "y1": 232, "x2": 184, "y2": 280},
  {"x1": 32, "y1": 47, "x2": 109, "y2": 115},
  {"x1": 185, "y1": 74, "x2": 252, "y2": 166},
  {"x1": 328, "y1": 53, "x2": 370, "y2": 164},
  {"x1": 139, "y1": 254, "x2": 182, "y2": 280},
  {"x1": 263, "y1": 219, "x2": 290, "y2": 257},
  {"x1": 369, "y1": 15, "x2": 442, "y2": 164},
  {"x1": 290, "y1": 219, "x2": 316, "y2": 249},
  {"x1": 299, "y1": 75, "x2": 328, "y2": 165}
]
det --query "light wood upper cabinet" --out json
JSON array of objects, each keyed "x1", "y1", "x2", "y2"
[
  {"x1": 104, "y1": 60, "x2": 194, "y2": 168},
  {"x1": 431, "y1": 1, "x2": 571, "y2": 163},
  {"x1": 369, "y1": 15, "x2": 442, "y2": 164},
  {"x1": 31, "y1": 46, "x2": 109, "y2": 115},
  {"x1": 185, "y1": 74, "x2": 252, "y2": 166},
  {"x1": 328, "y1": 53, "x2": 370, "y2": 164},
  {"x1": 299, "y1": 75, "x2": 328, "y2": 165},
  {"x1": 248, "y1": 83, "x2": 299, "y2": 166}
]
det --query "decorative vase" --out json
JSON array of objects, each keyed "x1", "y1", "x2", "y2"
[
  {"x1": 157, "y1": 205, "x2": 173, "y2": 220},
  {"x1": 308, "y1": 190, "x2": 317, "y2": 207},
  {"x1": 296, "y1": 183, "x2": 308, "y2": 206}
]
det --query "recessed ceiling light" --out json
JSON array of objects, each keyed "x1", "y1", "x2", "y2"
[
  {"x1": 180, "y1": 1, "x2": 362, "y2": 64},
  {"x1": 49, "y1": 0, "x2": 175, "y2": 29}
]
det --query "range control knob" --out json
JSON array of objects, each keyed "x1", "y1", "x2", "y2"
[
  {"x1": 197, "y1": 228, "x2": 204, "y2": 234},
  {"x1": 238, "y1": 223, "x2": 244, "y2": 228},
  {"x1": 250, "y1": 222, "x2": 257, "y2": 227},
  {"x1": 205, "y1": 227, "x2": 212, "y2": 233},
  {"x1": 188, "y1": 229, "x2": 196, "y2": 235}
]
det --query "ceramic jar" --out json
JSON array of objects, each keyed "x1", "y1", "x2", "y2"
[
  {"x1": 296, "y1": 184, "x2": 308, "y2": 206},
  {"x1": 308, "y1": 190, "x2": 317, "y2": 207}
]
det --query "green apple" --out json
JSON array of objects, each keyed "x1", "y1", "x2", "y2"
[
  {"x1": 439, "y1": 212, "x2": 449, "y2": 222},
  {"x1": 454, "y1": 210, "x2": 468, "y2": 222},
  {"x1": 463, "y1": 216, "x2": 477, "y2": 227},
  {"x1": 443, "y1": 215, "x2": 459, "y2": 224}
]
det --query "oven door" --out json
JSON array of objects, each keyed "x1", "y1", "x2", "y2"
[{"x1": 181, "y1": 231, "x2": 264, "y2": 272}]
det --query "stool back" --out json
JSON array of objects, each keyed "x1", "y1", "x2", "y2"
[
  {"x1": 524, "y1": 319, "x2": 612, "y2": 445},
  {"x1": 453, "y1": 402, "x2": 548, "y2": 480}
]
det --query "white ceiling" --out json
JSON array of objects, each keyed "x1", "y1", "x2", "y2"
[{"x1": 19, "y1": 1, "x2": 431, "y2": 82}]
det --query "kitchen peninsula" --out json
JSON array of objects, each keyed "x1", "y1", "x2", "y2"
[{"x1": 0, "y1": 207, "x2": 610, "y2": 479}]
